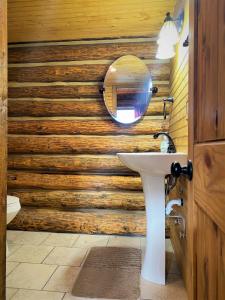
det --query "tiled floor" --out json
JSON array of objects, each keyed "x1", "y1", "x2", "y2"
[{"x1": 6, "y1": 230, "x2": 188, "y2": 300}]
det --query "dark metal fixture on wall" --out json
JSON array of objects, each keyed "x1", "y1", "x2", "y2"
[
  {"x1": 163, "y1": 97, "x2": 174, "y2": 119},
  {"x1": 171, "y1": 160, "x2": 193, "y2": 181},
  {"x1": 183, "y1": 35, "x2": 189, "y2": 47}
]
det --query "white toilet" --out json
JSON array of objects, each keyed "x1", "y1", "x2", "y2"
[
  {"x1": 7, "y1": 195, "x2": 21, "y2": 224},
  {"x1": 7, "y1": 195, "x2": 21, "y2": 256}
]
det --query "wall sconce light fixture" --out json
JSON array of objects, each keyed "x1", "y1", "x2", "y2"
[
  {"x1": 157, "y1": 12, "x2": 179, "y2": 47},
  {"x1": 156, "y1": 11, "x2": 184, "y2": 60},
  {"x1": 156, "y1": 44, "x2": 175, "y2": 60}
]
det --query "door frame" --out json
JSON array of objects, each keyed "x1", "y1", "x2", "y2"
[
  {"x1": 0, "y1": 0, "x2": 7, "y2": 298},
  {"x1": 0, "y1": 0, "x2": 200, "y2": 299},
  {"x1": 187, "y1": 0, "x2": 198, "y2": 299}
]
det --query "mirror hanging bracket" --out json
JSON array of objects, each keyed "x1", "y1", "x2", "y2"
[
  {"x1": 99, "y1": 85, "x2": 105, "y2": 94},
  {"x1": 151, "y1": 86, "x2": 158, "y2": 95}
]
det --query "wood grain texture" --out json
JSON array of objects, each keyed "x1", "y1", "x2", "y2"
[
  {"x1": 169, "y1": 220, "x2": 187, "y2": 280},
  {"x1": 218, "y1": 0, "x2": 225, "y2": 140},
  {"x1": 8, "y1": 0, "x2": 176, "y2": 43},
  {"x1": 8, "y1": 117, "x2": 168, "y2": 135},
  {"x1": 169, "y1": 21, "x2": 188, "y2": 152},
  {"x1": 194, "y1": 143, "x2": 225, "y2": 233},
  {"x1": 186, "y1": 1, "x2": 198, "y2": 299},
  {"x1": 8, "y1": 98, "x2": 166, "y2": 117},
  {"x1": 0, "y1": 0, "x2": 7, "y2": 297},
  {"x1": 196, "y1": 0, "x2": 219, "y2": 142},
  {"x1": 9, "y1": 189, "x2": 144, "y2": 210},
  {"x1": 8, "y1": 135, "x2": 160, "y2": 154},
  {"x1": 8, "y1": 207, "x2": 146, "y2": 235},
  {"x1": 8, "y1": 82, "x2": 169, "y2": 99},
  {"x1": 8, "y1": 38, "x2": 169, "y2": 235},
  {"x1": 218, "y1": 230, "x2": 225, "y2": 300},
  {"x1": 196, "y1": 208, "x2": 218, "y2": 300},
  {"x1": 191, "y1": 1, "x2": 225, "y2": 298},
  {"x1": 9, "y1": 41, "x2": 158, "y2": 63},
  {"x1": 196, "y1": 0, "x2": 225, "y2": 142},
  {"x1": 8, "y1": 171, "x2": 142, "y2": 191},
  {"x1": 8, "y1": 154, "x2": 133, "y2": 174},
  {"x1": 169, "y1": 176, "x2": 188, "y2": 286},
  {"x1": 8, "y1": 62, "x2": 170, "y2": 82}
]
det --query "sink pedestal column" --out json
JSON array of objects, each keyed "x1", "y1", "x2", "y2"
[{"x1": 141, "y1": 174, "x2": 165, "y2": 285}]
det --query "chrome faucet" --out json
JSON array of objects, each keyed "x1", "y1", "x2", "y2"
[{"x1": 153, "y1": 132, "x2": 176, "y2": 153}]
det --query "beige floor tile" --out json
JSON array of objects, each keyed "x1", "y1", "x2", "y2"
[
  {"x1": 63, "y1": 293, "x2": 115, "y2": 300},
  {"x1": 63, "y1": 294, "x2": 103, "y2": 300},
  {"x1": 7, "y1": 244, "x2": 21, "y2": 257},
  {"x1": 140, "y1": 273, "x2": 188, "y2": 300},
  {"x1": 44, "y1": 266, "x2": 80, "y2": 293},
  {"x1": 73, "y1": 234, "x2": 109, "y2": 249},
  {"x1": 10, "y1": 289, "x2": 64, "y2": 300},
  {"x1": 7, "y1": 231, "x2": 24, "y2": 244},
  {"x1": 6, "y1": 288, "x2": 18, "y2": 300},
  {"x1": 6, "y1": 262, "x2": 19, "y2": 276},
  {"x1": 63, "y1": 294, "x2": 77, "y2": 300},
  {"x1": 10, "y1": 231, "x2": 50, "y2": 245},
  {"x1": 7, "y1": 263, "x2": 57, "y2": 290},
  {"x1": 107, "y1": 236, "x2": 141, "y2": 248},
  {"x1": 43, "y1": 247, "x2": 87, "y2": 266},
  {"x1": 43, "y1": 233, "x2": 79, "y2": 247},
  {"x1": 7, "y1": 245, "x2": 53, "y2": 263}
]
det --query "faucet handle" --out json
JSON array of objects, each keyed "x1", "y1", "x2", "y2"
[{"x1": 167, "y1": 144, "x2": 176, "y2": 153}]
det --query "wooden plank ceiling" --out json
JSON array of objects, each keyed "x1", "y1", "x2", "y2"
[{"x1": 8, "y1": 0, "x2": 176, "y2": 43}]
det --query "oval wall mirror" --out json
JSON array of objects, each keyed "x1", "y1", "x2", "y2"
[{"x1": 103, "y1": 55, "x2": 153, "y2": 124}]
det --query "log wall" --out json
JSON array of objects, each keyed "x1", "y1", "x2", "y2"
[{"x1": 8, "y1": 37, "x2": 170, "y2": 235}]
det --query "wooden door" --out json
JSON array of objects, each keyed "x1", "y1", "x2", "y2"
[
  {"x1": 0, "y1": 0, "x2": 7, "y2": 298},
  {"x1": 194, "y1": 144, "x2": 225, "y2": 299},
  {"x1": 196, "y1": 0, "x2": 225, "y2": 141},
  {"x1": 189, "y1": 0, "x2": 225, "y2": 299}
]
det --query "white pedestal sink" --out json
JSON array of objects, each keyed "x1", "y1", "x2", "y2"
[{"x1": 117, "y1": 152, "x2": 187, "y2": 285}]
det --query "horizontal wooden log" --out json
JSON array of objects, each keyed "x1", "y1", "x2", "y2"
[
  {"x1": 8, "y1": 63, "x2": 170, "y2": 82},
  {"x1": 9, "y1": 42, "x2": 158, "y2": 63},
  {"x1": 8, "y1": 98, "x2": 165, "y2": 117},
  {"x1": 8, "y1": 207, "x2": 146, "y2": 235},
  {"x1": 8, "y1": 189, "x2": 145, "y2": 210},
  {"x1": 8, "y1": 83, "x2": 169, "y2": 98},
  {"x1": 8, "y1": 154, "x2": 133, "y2": 174},
  {"x1": 8, "y1": 135, "x2": 160, "y2": 154},
  {"x1": 8, "y1": 117, "x2": 168, "y2": 135},
  {"x1": 8, "y1": 83, "x2": 100, "y2": 98},
  {"x1": 8, "y1": 171, "x2": 142, "y2": 191}
]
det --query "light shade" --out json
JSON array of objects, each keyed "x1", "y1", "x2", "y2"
[
  {"x1": 157, "y1": 13, "x2": 179, "y2": 46},
  {"x1": 156, "y1": 44, "x2": 175, "y2": 60}
]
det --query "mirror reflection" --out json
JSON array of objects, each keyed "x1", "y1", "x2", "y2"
[{"x1": 103, "y1": 55, "x2": 153, "y2": 124}]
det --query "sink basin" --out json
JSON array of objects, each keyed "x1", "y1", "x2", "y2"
[
  {"x1": 117, "y1": 152, "x2": 187, "y2": 176},
  {"x1": 117, "y1": 152, "x2": 187, "y2": 285}
]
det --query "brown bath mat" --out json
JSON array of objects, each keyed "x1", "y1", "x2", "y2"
[{"x1": 72, "y1": 247, "x2": 141, "y2": 300}]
